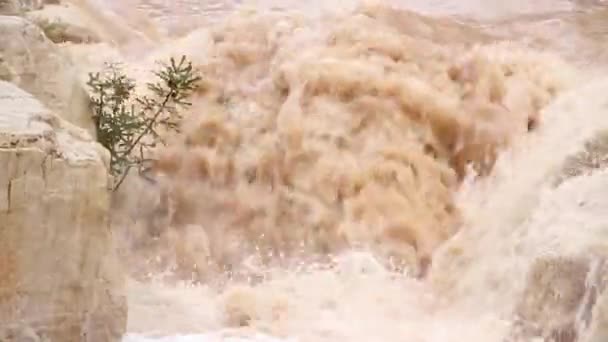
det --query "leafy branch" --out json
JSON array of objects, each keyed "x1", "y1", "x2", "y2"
[{"x1": 87, "y1": 55, "x2": 201, "y2": 191}]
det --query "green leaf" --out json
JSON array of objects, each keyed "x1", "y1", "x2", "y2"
[{"x1": 86, "y1": 55, "x2": 202, "y2": 191}]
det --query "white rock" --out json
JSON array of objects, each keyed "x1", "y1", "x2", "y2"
[
  {"x1": 0, "y1": 15, "x2": 95, "y2": 135},
  {"x1": 0, "y1": 81, "x2": 125, "y2": 342}
]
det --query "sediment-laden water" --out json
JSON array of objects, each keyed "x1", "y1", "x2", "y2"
[{"x1": 65, "y1": 1, "x2": 608, "y2": 341}]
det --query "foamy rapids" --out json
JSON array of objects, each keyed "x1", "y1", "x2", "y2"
[{"x1": 63, "y1": 0, "x2": 608, "y2": 341}]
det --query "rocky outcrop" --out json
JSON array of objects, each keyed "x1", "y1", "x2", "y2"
[
  {"x1": 0, "y1": 15, "x2": 95, "y2": 135},
  {"x1": 0, "y1": 1, "x2": 20, "y2": 15},
  {"x1": 0, "y1": 81, "x2": 126, "y2": 341},
  {"x1": 513, "y1": 256, "x2": 608, "y2": 342},
  {"x1": 0, "y1": 0, "x2": 43, "y2": 15},
  {"x1": 556, "y1": 130, "x2": 608, "y2": 186},
  {"x1": 586, "y1": 288, "x2": 608, "y2": 342},
  {"x1": 26, "y1": 4, "x2": 102, "y2": 44}
]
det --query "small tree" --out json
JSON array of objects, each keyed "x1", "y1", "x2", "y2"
[{"x1": 87, "y1": 55, "x2": 201, "y2": 191}]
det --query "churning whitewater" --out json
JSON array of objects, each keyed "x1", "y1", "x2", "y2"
[{"x1": 62, "y1": 0, "x2": 608, "y2": 341}]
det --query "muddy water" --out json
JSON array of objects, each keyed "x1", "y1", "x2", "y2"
[
  {"x1": 124, "y1": 0, "x2": 608, "y2": 67},
  {"x1": 78, "y1": 1, "x2": 608, "y2": 341}
]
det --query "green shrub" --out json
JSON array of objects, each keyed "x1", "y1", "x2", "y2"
[{"x1": 87, "y1": 56, "x2": 201, "y2": 191}]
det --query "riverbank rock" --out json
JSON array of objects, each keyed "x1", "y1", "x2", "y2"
[
  {"x1": 0, "y1": 15, "x2": 95, "y2": 135},
  {"x1": 26, "y1": 4, "x2": 101, "y2": 44},
  {"x1": 556, "y1": 130, "x2": 608, "y2": 186},
  {"x1": 0, "y1": 0, "x2": 43, "y2": 15},
  {"x1": 586, "y1": 288, "x2": 608, "y2": 342},
  {"x1": 0, "y1": 81, "x2": 126, "y2": 341},
  {"x1": 0, "y1": 1, "x2": 20, "y2": 15},
  {"x1": 513, "y1": 255, "x2": 608, "y2": 342}
]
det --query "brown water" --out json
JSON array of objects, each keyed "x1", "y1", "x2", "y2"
[{"x1": 63, "y1": 0, "x2": 608, "y2": 341}]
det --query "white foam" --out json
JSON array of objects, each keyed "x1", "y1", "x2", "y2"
[{"x1": 124, "y1": 332, "x2": 290, "y2": 342}]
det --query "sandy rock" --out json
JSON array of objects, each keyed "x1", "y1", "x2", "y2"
[
  {"x1": 514, "y1": 256, "x2": 608, "y2": 342},
  {"x1": 586, "y1": 289, "x2": 608, "y2": 342},
  {"x1": 20, "y1": 0, "x2": 43, "y2": 11},
  {"x1": 0, "y1": 0, "x2": 43, "y2": 15},
  {"x1": 26, "y1": 4, "x2": 101, "y2": 44},
  {"x1": 556, "y1": 130, "x2": 608, "y2": 186},
  {"x1": 0, "y1": 0, "x2": 20, "y2": 15},
  {"x1": 0, "y1": 15, "x2": 95, "y2": 135},
  {"x1": 0, "y1": 81, "x2": 126, "y2": 342}
]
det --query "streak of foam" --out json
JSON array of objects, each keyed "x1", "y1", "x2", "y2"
[{"x1": 124, "y1": 332, "x2": 290, "y2": 342}]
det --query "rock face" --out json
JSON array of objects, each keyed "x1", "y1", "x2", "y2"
[
  {"x1": 587, "y1": 288, "x2": 608, "y2": 342},
  {"x1": 0, "y1": 1, "x2": 20, "y2": 15},
  {"x1": 514, "y1": 256, "x2": 608, "y2": 342},
  {"x1": 26, "y1": 4, "x2": 102, "y2": 44},
  {"x1": 0, "y1": 81, "x2": 126, "y2": 341},
  {"x1": 0, "y1": 0, "x2": 43, "y2": 15},
  {"x1": 556, "y1": 130, "x2": 608, "y2": 186},
  {"x1": 0, "y1": 15, "x2": 95, "y2": 135}
]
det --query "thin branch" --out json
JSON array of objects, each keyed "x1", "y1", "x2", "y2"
[
  {"x1": 113, "y1": 164, "x2": 133, "y2": 192},
  {"x1": 122, "y1": 92, "x2": 172, "y2": 157}
]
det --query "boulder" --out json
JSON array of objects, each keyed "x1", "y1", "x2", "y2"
[
  {"x1": 0, "y1": 15, "x2": 95, "y2": 135},
  {"x1": 26, "y1": 4, "x2": 102, "y2": 44},
  {"x1": 513, "y1": 255, "x2": 608, "y2": 342},
  {"x1": 0, "y1": 0, "x2": 43, "y2": 15},
  {"x1": 556, "y1": 130, "x2": 608, "y2": 186},
  {"x1": 0, "y1": 81, "x2": 126, "y2": 341},
  {"x1": 586, "y1": 289, "x2": 608, "y2": 342},
  {"x1": 20, "y1": 0, "x2": 44, "y2": 11},
  {"x1": 0, "y1": 1, "x2": 20, "y2": 15}
]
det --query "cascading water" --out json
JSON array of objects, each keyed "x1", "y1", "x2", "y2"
[{"x1": 62, "y1": 1, "x2": 608, "y2": 341}]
